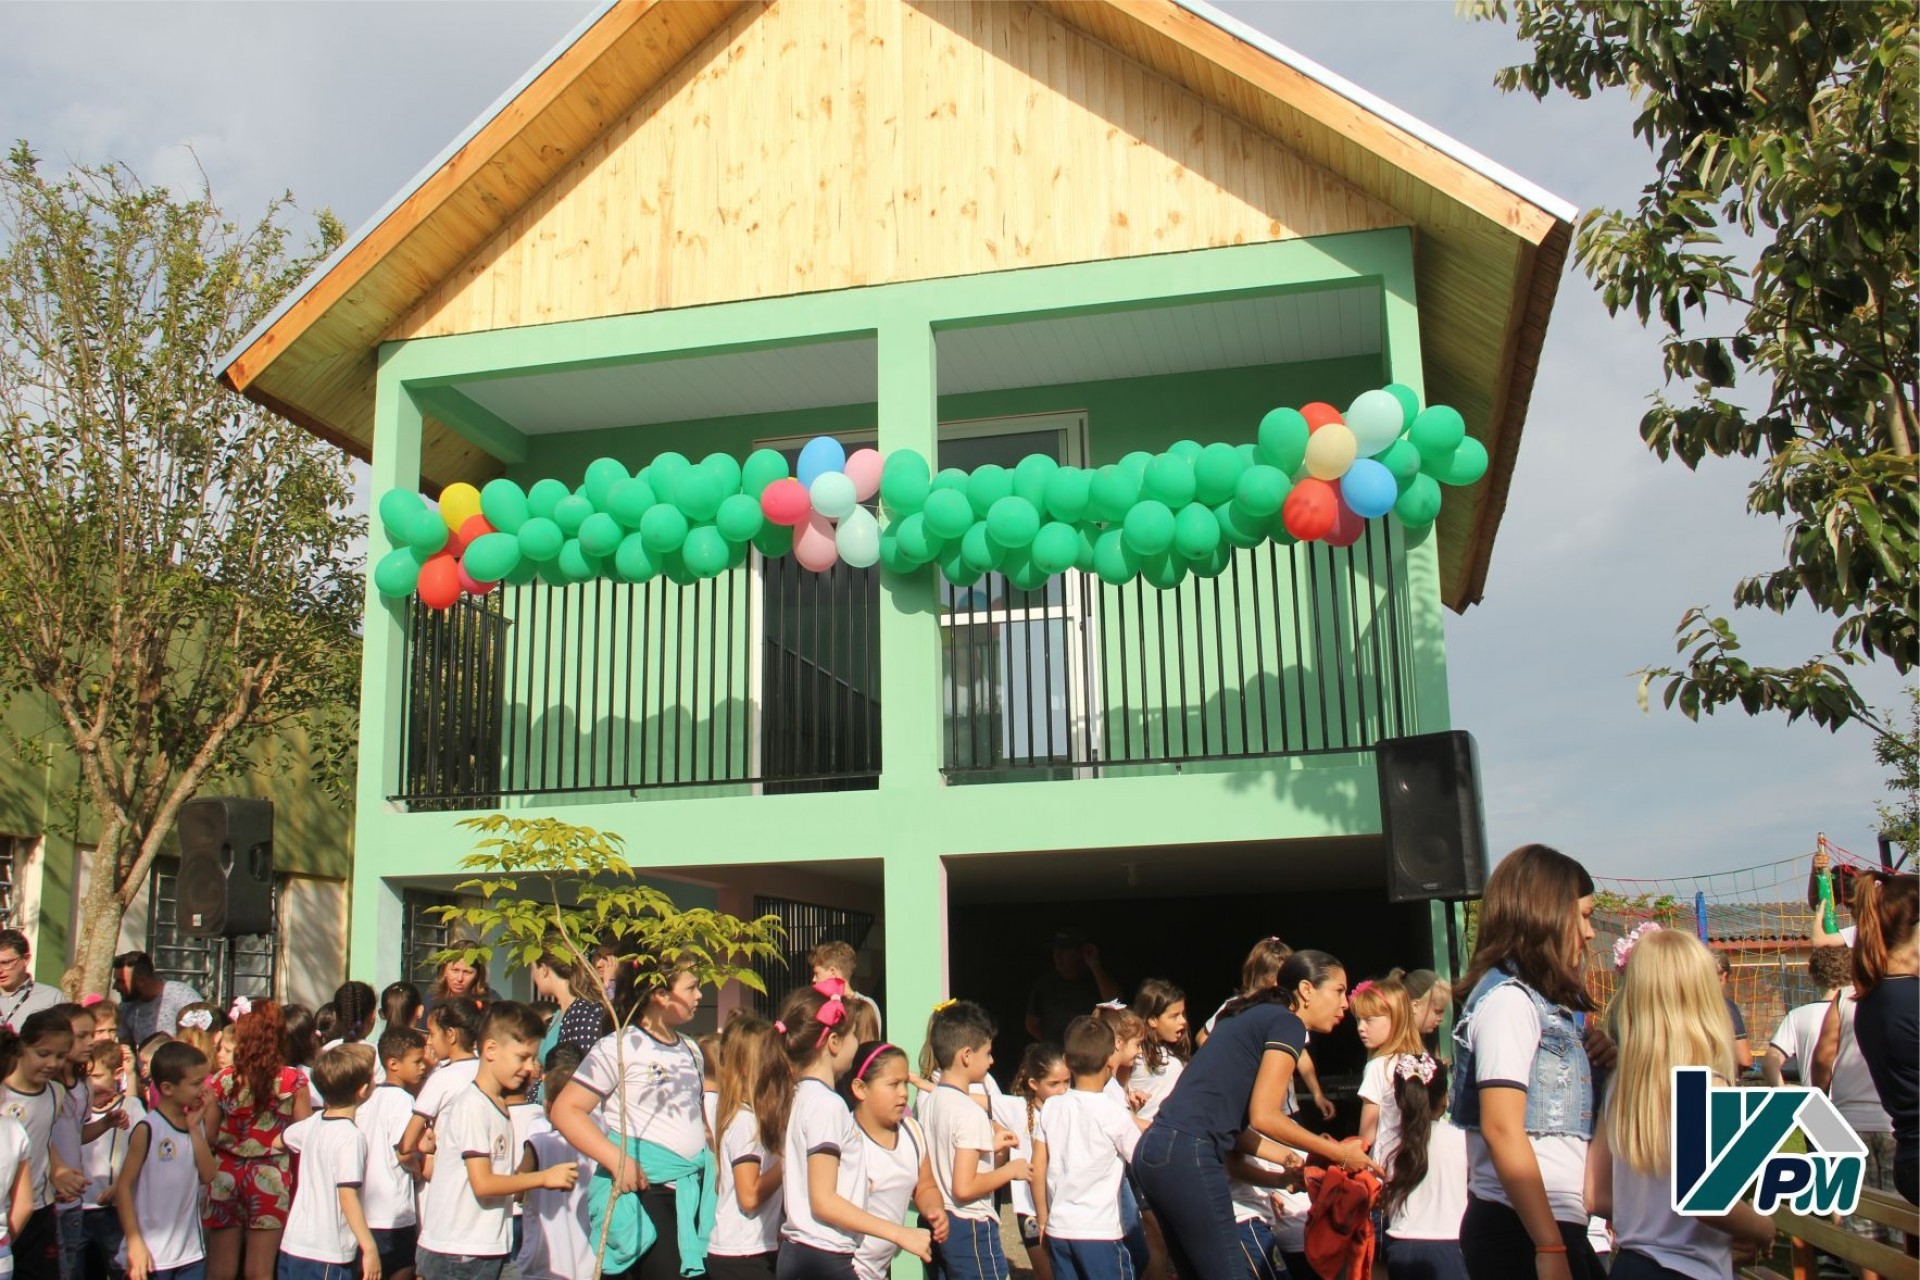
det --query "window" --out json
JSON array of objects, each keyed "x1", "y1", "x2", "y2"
[
  {"x1": 144, "y1": 860, "x2": 278, "y2": 1006},
  {"x1": 749, "y1": 896, "x2": 874, "y2": 1016},
  {"x1": 402, "y1": 891, "x2": 458, "y2": 991},
  {"x1": 0, "y1": 836, "x2": 24, "y2": 928}
]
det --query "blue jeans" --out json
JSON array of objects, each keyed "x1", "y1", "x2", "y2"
[
  {"x1": 932, "y1": 1214, "x2": 1006, "y2": 1280},
  {"x1": 1046, "y1": 1237, "x2": 1134, "y2": 1280},
  {"x1": 1133, "y1": 1126, "x2": 1240, "y2": 1280},
  {"x1": 152, "y1": 1266, "x2": 206, "y2": 1280},
  {"x1": 81, "y1": 1210, "x2": 124, "y2": 1280},
  {"x1": 276, "y1": 1258, "x2": 358, "y2": 1280},
  {"x1": 1387, "y1": 1238, "x2": 1469, "y2": 1280},
  {"x1": 56, "y1": 1209, "x2": 83, "y2": 1280},
  {"x1": 1235, "y1": 1219, "x2": 1284, "y2": 1280}
]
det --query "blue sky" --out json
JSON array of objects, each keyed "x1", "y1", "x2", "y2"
[{"x1": 2, "y1": 1, "x2": 1904, "y2": 885}]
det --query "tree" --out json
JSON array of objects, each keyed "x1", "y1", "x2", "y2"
[
  {"x1": 1471, "y1": 1, "x2": 1917, "y2": 732},
  {"x1": 1875, "y1": 686, "x2": 1919, "y2": 855},
  {"x1": 0, "y1": 144, "x2": 360, "y2": 994}
]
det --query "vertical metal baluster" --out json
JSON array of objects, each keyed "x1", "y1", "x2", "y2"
[
  {"x1": 1360, "y1": 522, "x2": 1389, "y2": 746},
  {"x1": 654, "y1": 577, "x2": 670, "y2": 788},
  {"x1": 1383, "y1": 522, "x2": 1409, "y2": 737},
  {"x1": 1288, "y1": 543, "x2": 1308, "y2": 754},
  {"x1": 1233, "y1": 554, "x2": 1260, "y2": 754},
  {"x1": 1041, "y1": 581, "x2": 1056, "y2": 763},
  {"x1": 1310, "y1": 546, "x2": 1336, "y2": 752},
  {"x1": 833, "y1": 565, "x2": 845, "y2": 777},
  {"x1": 585, "y1": 579, "x2": 602, "y2": 789},
  {"x1": 1078, "y1": 571, "x2": 1096, "y2": 768},
  {"x1": 1213, "y1": 575, "x2": 1234, "y2": 755},
  {"x1": 944, "y1": 578, "x2": 959, "y2": 770},
  {"x1": 1342, "y1": 539, "x2": 1366, "y2": 747},
  {"x1": 1134, "y1": 578, "x2": 1150, "y2": 761},
  {"x1": 1335, "y1": 543, "x2": 1358, "y2": 751},
  {"x1": 397, "y1": 603, "x2": 415, "y2": 799}
]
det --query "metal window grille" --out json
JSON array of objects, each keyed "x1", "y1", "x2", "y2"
[
  {"x1": 144, "y1": 860, "x2": 278, "y2": 1006},
  {"x1": 749, "y1": 896, "x2": 873, "y2": 1016},
  {"x1": 0, "y1": 836, "x2": 22, "y2": 928},
  {"x1": 403, "y1": 891, "x2": 457, "y2": 990}
]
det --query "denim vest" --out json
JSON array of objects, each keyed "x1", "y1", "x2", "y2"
[{"x1": 1449, "y1": 968, "x2": 1593, "y2": 1138}]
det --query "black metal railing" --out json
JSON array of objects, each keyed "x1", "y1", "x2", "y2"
[
  {"x1": 750, "y1": 895, "x2": 874, "y2": 1016},
  {"x1": 941, "y1": 518, "x2": 1418, "y2": 776},
  {"x1": 396, "y1": 555, "x2": 880, "y2": 807}
]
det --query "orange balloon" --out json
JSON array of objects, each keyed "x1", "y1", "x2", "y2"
[
  {"x1": 417, "y1": 553, "x2": 462, "y2": 610},
  {"x1": 1301, "y1": 402, "x2": 1344, "y2": 432},
  {"x1": 1281, "y1": 477, "x2": 1339, "y2": 542}
]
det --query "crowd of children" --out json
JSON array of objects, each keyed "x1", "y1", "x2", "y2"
[{"x1": 0, "y1": 854, "x2": 1909, "y2": 1280}]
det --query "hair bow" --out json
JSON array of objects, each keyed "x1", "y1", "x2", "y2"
[
  {"x1": 228, "y1": 995, "x2": 253, "y2": 1021},
  {"x1": 178, "y1": 1009, "x2": 213, "y2": 1032},
  {"x1": 1351, "y1": 980, "x2": 1376, "y2": 999},
  {"x1": 1390, "y1": 1053, "x2": 1436, "y2": 1085},
  {"x1": 932, "y1": 998, "x2": 956, "y2": 1013},
  {"x1": 812, "y1": 977, "x2": 848, "y2": 1046},
  {"x1": 1612, "y1": 921, "x2": 1663, "y2": 972},
  {"x1": 1096, "y1": 998, "x2": 1128, "y2": 1011}
]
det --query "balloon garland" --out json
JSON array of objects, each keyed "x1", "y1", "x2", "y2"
[{"x1": 374, "y1": 384, "x2": 1485, "y2": 609}]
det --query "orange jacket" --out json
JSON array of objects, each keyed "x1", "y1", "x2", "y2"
[{"x1": 1305, "y1": 1163, "x2": 1381, "y2": 1280}]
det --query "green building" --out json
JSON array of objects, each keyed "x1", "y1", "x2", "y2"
[{"x1": 216, "y1": 0, "x2": 1571, "y2": 1070}]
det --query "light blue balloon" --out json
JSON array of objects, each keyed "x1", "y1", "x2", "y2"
[
  {"x1": 1347, "y1": 389, "x2": 1407, "y2": 457},
  {"x1": 835, "y1": 506, "x2": 881, "y2": 568},
  {"x1": 796, "y1": 437, "x2": 847, "y2": 488},
  {"x1": 1341, "y1": 458, "x2": 1399, "y2": 520},
  {"x1": 810, "y1": 471, "x2": 858, "y2": 521}
]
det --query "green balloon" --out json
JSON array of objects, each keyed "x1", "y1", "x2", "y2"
[
  {"x1": 1075, "y1": 526, "x2": 1099, "y2": 573},
  {"x1": 1092, "y1": 530, "x2": 1140, "y2": 586},
  {"x1": 879, "y1": 450, "x2": 931, "y2": 515},
  {"x1": 608, "y1": 478, "x2": 657, "y2": 528},
  {"x1": 660, "y1": 550, "x2": 697, "y2": 586},
  {"x1": 1436, "y1": 436, "x2": 1489, "y2": 486},
  {"x1": 378, "y1": 489, "x2": 426, "y2": 541},
  {"x1": 1384, "y1": 383, "x2": 1421, "y2": 427},
  {"x1": 526, "y1": 478, "x2": 570, "y2": 519},
  {"x1": 479, "y1": 479, "x2": 530, "y2": 534},
  {"x1": 701, "y1": 452, "x2": 743, "y2": 496},
  {"x1": 1378, "y1": 439, "x2": 1423, "y2": 484},
  {"x1": 894, "y1": 513, "x2": 940, "y2": 564},
  {"x1": 1002, "y1": 545, "x2": 1048, "y2": 593},
  {"x1": 1214, "y1": 501, "x2": 1265, "y2": 550},
  {"x1": 1191, "y1": 542, "x2": 1234, "y2": 579},
  {"x1": 1088, "y1": 466, "x2": 1140, "y2": 524},
  {"x1": 404, "y1": 508, "x2": 448, "y2": 556},
  {"x1": 1142, "y1": 454, "x2": 1196, "y2": 508},
  {"x1": 923, "y1": 488, "x2": 975, "y2": 540},
  {"x1": 614, "y1": 534, "x2": 660, "y2": 583},
  {"x1": 373, "y1": 548, "x2": 421, "y2": 598},
  {"x1": 1403, "y1": 520, "x2": 1435, "y2": 550},
  {"x1": 640, "y1": 504, "x2": 690, "y2": 554},
  {"x1": 576, "y1": 512, "x2": 621, "y2": 558},
  {"x1": 503, "y1": 558, "x2": 540, "y2": 586},
  {"x1": 1174, "y1": 502, "x2": 1221, "y2": 559},
  {"x1": 1408, "y1": 405, "x2": 1466, "y2": 461},
  {"x1": 727, "y1": 538, "x2": 750, "y2": 570},
  {"x1": 517, "y1": 516, "x2": 563, "y2": 562},
  {"x1": 556, "y1": 539, "x2": 599, "y2": 583},
  {"x1": 463, "y1": 532, "x2": 523, "y2": 583},
  {"x1": 1031, "y1": 522, "x2": 1080, "y2": 575},
  {"x1": 1122, "y1": 500, "x2": 1176, "y2": 557},
  {"x1": 1193, "y1": 443, "x2": 1245, "y2": 506},
  {"x1": 1044, "y1": 467, "x2": 1092, "y2": 523},
  {"x1": 939, "y1": 547, "x2": 982, "y2": 589},
  {"x1": 966, "y1": 464, "x2": 1013, "y2": 519},
  {"x1": 1236, "y1": 443, "x2": 1259, "y2": 467},
  {"x1": 743, "y1": 448, "x2": 790, "y2": 499},
  {"x1": 1167, "y1": 439, "x2": 1203, "y2": 464},
  {"x1": 554, "y1": 494, "x2": 595, "y2": 536},
  {"x1": 1012, "y1": 454, "x2": 1058, "y2": 507},
  {"x1": 1119, "y1": 450, "x2": 1154, "y2": 479},
  {"x1": 1257, "y1": 408, "x2": 1311, "y2": 474},
  {"x1": 931, "y1": 466, "x2": 970, "y2": 494},
  {"x1": 716, "y1": 493, "x2": 765, "y2": 543},
  {"x1": 683, "y1": 526, "x2": 731, "y2": 578},
  {"x1": 960, "y1": 522, "x2": 1004, "y2": 572},
  {"x1": 1232, "y1": 464, "x2": 1290, "y2": 519},
  {"x1": 1395, "y1": 474, "x2": 1443, "y2": 527},
  {"x1": 753, "y1": 522, "x2": 794, "y2": 560},
  {"x1": 986, "y1": 496, "x2": 1040, "y2": 549},
  {"x1": 584, "y1": 457, "x2": 630, "y2": 510},
  {"x1": 1141, "y1": 551, "x2": 1187, "y2": 590},
  {"x1": 675, "y1": 468, "x2": 724, "y2": 522}
]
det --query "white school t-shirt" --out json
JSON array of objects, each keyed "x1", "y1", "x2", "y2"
[
  {"x1": 83, "y1": 1097, "x2": 145, "y2": 1206},
  {"x1": 1767, "y1": 999, "x2": 1834, "y2": 1081},
  {"x1": 1462, "y1": 984, "x2": 1590, "y2": 1224},
  {"x1": 923, "y1": 1083, "x2": 998, "y2": 1222},
  {"x1": 412, "y1": 1057, "x2": 480, "y2": 1123},
  {"x1": 1229, "y1": 1150, "x2": 1288, "y2": 1227},
  {"x1": 988, "y1": 1093, "x2": 1038, "y2": 1217},
  {"x1": 418, "y1": 1084, "x2": 516, "y2": 1259},
  {"x1": 52, "y1": 1082, "x2": 86, "y2": 1216},
  {"x1": 853, "y1": 1117, "x2": 925, "y2": 1280},
  {"x1": 1132, "y1": 1052, "x2": 1184, "y2": 1123},
  {"x1": 572, "y1": 1028, "x2": 708, "y2": 1157},
  {"x1": 1358, "y1": 1056, "x2": 1407, "y2": 1171},
  {"x1": 507, "y1": 1101, "x2": 550, "y2": 1218},
  {"x1": 712, "y1": 1107, "x2": 782, "y2": 1258},
  {"x1": 1828, "y1": 994, "x2": 1893, "y2": 1134},
  {"x1": 1036, "y1": 1089, "x2": 1140, "y2": 1241},
  {"x1": 354, "y1": 1084, "x2": 419, "y2": 1230},
  {"x1": 0, "y1": 1116, "x2": 29, "y2": 1261},
  {"x1": 0, "y1": 1083, "x2": 60, "y2": 1209},
  {"x1": 1387, "y1": 1119, "x2": 1468, "y2": 1241},
  {"x1": 282, "y1": 1114, "x2": 369, "y2": 1265},
  {"x1": 518, "y1": 1131, "x2": 594, "y2": 1280},
  {"x1": 780, "y1": 1077, "x2": 866, "y2": 1255},
  {"x1": 1610, "y1": 1156, "x2": 1730, "y2": 1280},
  {"x1": 132, "y1": 1112, "x2": 205, "y2": 1270}
]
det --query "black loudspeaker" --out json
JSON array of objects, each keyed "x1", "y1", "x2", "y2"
[
  {"x1": 175, "y1": 798, "x2": 274, "y2": 937},
  {"x1": 1378, "y1": 730, "x2": 1488, "y2": 902}
]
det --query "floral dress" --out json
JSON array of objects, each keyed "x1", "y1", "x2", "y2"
[{"x1": 203, "y1": 1065, "x2": 306, "y2": 1230}]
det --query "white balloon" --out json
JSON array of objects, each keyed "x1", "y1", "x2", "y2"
[
  {"x1": 810, "y1": 471, "x2": 858, "y2": 521},
  {"x1": 835, "y1": 506, "x2": 881, "y2": 568},
  {"x1": 1346, "y1": 389, "x2": 1406, "y2": 456}
]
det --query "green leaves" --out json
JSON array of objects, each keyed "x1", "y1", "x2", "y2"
[{"x1": 1477, "y1": 0, "x2": 1918, "y2": 734}]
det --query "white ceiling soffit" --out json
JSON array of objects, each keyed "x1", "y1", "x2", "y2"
[{"x1": 458, "y1": 288, "x2": 1379, "y2": 436}]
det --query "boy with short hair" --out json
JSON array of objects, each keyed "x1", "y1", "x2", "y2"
[
  {"x1": 281, "y1": 1043, "x2": 380, "y2": 1280},
  {"x1": 82, "y1": 1038, "x2": 142, "y2": 1278},
  {"x1": 1031, "y1": 1016, "x2": 1142, "y2": 1280},
  {"x1": 922, "y1": 1000, "x2": 1025, "y2": 1280},
  {"x1": 515, "y1": 1045, "x2": 593, "y2": 1280},
  {"x1": 115, "y1": 1042, "x2": 215, "y2": 1280},
  {"x1": 358, "y1": 1029, "x2": 429, "y2": 1280},
  {"x1": 416, "y1": 1003, "x2": 576, "y2": 1280},
  {"x1": 807, "y1": 941, "x2": 881, "y2": 1036}
]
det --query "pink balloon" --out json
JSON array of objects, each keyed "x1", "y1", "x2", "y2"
[
  {"x1": 793, "y1": 512, "x2": 840, "y2": 572},
  {"x1": 761, "y1": 477, "x2": 812, "y2": 527},
  {"x1": 457, "y1": 563, "x2": 498, "y2": 596},
  {"x1": 844, "y1": 448, "x2": 883, "y2": 502},
  {"x1": 1324, "y1": 498, "x2": 1366, "y2": 548}
]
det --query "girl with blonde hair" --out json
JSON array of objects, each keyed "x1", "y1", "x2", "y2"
[
  {"x1": 1355, "y1": 978, "x2": 1427, "y2": 1165},
  {"x1": 1589, "y1": 927, "x2": 1774, "y2": 1278}
]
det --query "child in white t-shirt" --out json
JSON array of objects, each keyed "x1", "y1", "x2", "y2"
[
  {"x1": 515, "y1": 1045, "x2": 595, "y2": 1280},
  {"x1": 1032, "y1": 1016, "x2": 1142, "y2": 1280},
  {"x1": 398, "y1": 1000, "x2": 482, "y2": 1163},
  {"x1": 358, "y1": 1028, "x2": 429, "y2": 1280},
  {"x1": 1374, "y1": 1053, "x2": 1468, "y2": 1279},
  {"x1": 115, "y1": 1041, "x2": 216, "y2": 1280},
  {"x1": 707, "y1": 1020, "x2": 785, "y2": 1278},
  {"x1": 1128, "y1": 980, "x2": 1190, "y2": 1124},
  {"x1": 417, "y1": 1003, "x2": 575, "y2": 1280},
  {"x1": 923, "y1": 1000, "x2": 1026, "y2": 1280},
  {"x1": 280, "y1": 1043, "x2": 380, "y2": 1280},
  {"x1": 847, "y1": 1041, "x2": 944, "y2": 1280},
  {"x1": 81, "y1": 1039, "x2": 142, "y2": 1278},
  {"x1": 999, "y1": 1042, "x2": 1069, "y2": 1276}
]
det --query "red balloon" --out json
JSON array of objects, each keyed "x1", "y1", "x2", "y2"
[
  {"x1": 446, "y1": 513, "x2": 492, "y2": 557},
  {"x1": 1301, "y1": 402, "x2": 1345, "y2": 432},
  {"x1": 1324, "y1": 498, "x2": 1366, "y2": 547},
  {"x1": 457, "y1": 563, "x2": 497, "y2": 596},
  {"x1": 761, "y1": 477, "x2": 812, "y2": 527},
  {"x1": 417, "y1": 553, "x2": 462, "y2": 609},
  {"x1": 1281, "y1": 478, "x2": 1339, "y2": 541}
]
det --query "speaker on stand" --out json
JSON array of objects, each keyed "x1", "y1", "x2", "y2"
[
  {"x1": 175, "y1": 798, "x2": 275, "y2": 938},
  {"x1": 1377, "y1": 730, "x2": 1487, "y2": 903}
]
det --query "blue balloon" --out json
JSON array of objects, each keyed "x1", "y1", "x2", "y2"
[
  {"x1": 796, "y1": 437, "x2": 847, "y2": 488},
  {"x1": 1340, "y1": 458, "x2": 1399, "y2": 520}
]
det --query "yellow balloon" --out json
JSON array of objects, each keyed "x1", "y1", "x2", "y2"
[
  {"x1": 439, "y1": 482, "x2": 483, "y2": 532},
  {"x1": 1304, "y1": 423, "x2": 1358, "y2": 481}
]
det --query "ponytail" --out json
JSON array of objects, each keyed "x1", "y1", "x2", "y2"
[
  {"x1": 1852, "y1": 873, "x2": 1920, "y2": 999},
  {"x1": 0, "y1": 1026, "x2": 18, "y2": 1082},
  {"x1": 1219, "y1": 949, "x2": 1342, "y2": 1022},
  {"x1": 331, "y1": 981, "x2": 379, "y2": 1044},
  {"x1": 1380, "y1": 1056, "x2": 1448, "y2": 1220}
]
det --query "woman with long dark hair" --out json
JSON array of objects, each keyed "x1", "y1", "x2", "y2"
[
  {"x1": 1135, "y1": 949, "x2": 1379, "y2": 1279},
  {"x1": 1450, "y1": 844, "x2": 1605, "y2": 1280},
  {"x1": 1823, "y1": 872, "x2": 1918, "y2": 1203}
]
